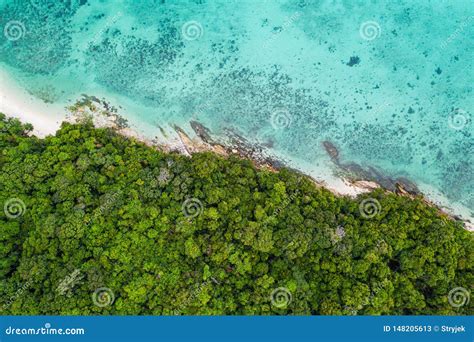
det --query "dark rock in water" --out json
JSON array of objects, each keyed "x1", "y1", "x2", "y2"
[
  {"x1": 225, "y1": 129, "x2": 250, "y2": 147},
  {"x1": 260, "y1": 139, "x2": 274, "y2": 148},
  {"x1": 376, "y1": 178, "x2": 397, "y2": 192},
  {"x1": 346, "y1": 56, "x2": 360, "y2": 67},
  {"x1": 340, "y1": 162, "x2": 367, "y2": 177},
  {"x1": 321, "y1": 141, "x2": 421, "y2": 197},
  {"x1": 340, "y1": 160, "x2": 421, "y2": 196},
  {"x1": 172, "y1": 124, "x2": 188, "y2": 136},
  {"x1": 184, "y1": 123, "x2": 288, "y2": 170},
  {"x1": 158, "y1": 125, "x2": 167, "y2": 138},
  {"x1": 366, "y1": 166, "x2": 384, "y2": 179},
  {"x1": 366, "y1": 166, "x2": 397, "y2": 191},
  {"x1": 267, "y1": 158, "x2": 286, "y2": 169},
  {"x1": 322, "y1": 141, "x2": 339, "y2": 162},
  {"x1": 396, "y1": 177, "x2": 420, "y2": 195},
  {"x1": 190, "y1": 121, "x2": 212, "y2": 143},
  {"x1": 221, "y1": 128, "x2": 289, "y2": 170}
]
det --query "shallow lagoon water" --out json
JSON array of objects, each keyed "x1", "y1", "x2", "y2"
[{"x1": 0, "y1": 0, "x2": 472, "y2": 218}]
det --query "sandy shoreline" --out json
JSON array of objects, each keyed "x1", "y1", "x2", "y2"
[
  {"x1": 0, "y1": 68, "x2": 64, "y2": 137},
  {"x1": 1, "y1": 69, "x2": 472, "y2": 231}
]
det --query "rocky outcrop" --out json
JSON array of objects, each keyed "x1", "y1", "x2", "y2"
[
  {"x1": 322, "y1": 140, "x2": 339, "y2": 163},
  {"x1": 190, "y1": 120, "x2": 212, "y2": 144},
  {"x1": 322, "y1": 140, "x2": 420, "y2": 196}
]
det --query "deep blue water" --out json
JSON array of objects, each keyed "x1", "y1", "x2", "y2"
[{"x1": 0, "y1": 0, "x2": 472, "y2": 217}]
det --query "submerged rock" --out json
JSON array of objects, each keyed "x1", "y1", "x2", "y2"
[
  {"x1": 322, "y1": 140, "x2": 339, "y2": 162},
  {"x1": 396, "y1": 177, "x2": 420, "y2": 195},
  {"x1": 341, "y1": 162, "x2": 366, "y2": 176},
  {"x1": 327, "y1": 143, "x2": 420, "y2": 197},
  {"x1": 190, "y1": 121, "x2": 212, "y2": 144}
]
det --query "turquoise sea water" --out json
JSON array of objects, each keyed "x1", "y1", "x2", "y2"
[{"x1": 0, "y1": 0, "x2": 473, "y2": 216}]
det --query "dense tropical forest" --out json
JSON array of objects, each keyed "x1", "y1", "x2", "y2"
[{"x1": 0, "y1": 113, "x2": 472, "y2": 315}]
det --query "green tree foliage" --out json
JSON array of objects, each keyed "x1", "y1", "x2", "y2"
[{"x1": 0, "y1": 113, "x2": 472, "y2": 315}]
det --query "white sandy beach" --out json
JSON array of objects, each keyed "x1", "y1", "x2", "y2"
[{"x1": 0, "y1": 68, "x2": 65, "y2": 137}]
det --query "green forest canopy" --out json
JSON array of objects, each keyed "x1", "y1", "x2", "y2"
[{"x1": 0, "y1": 113, "x2": 472, "y2": 315}]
